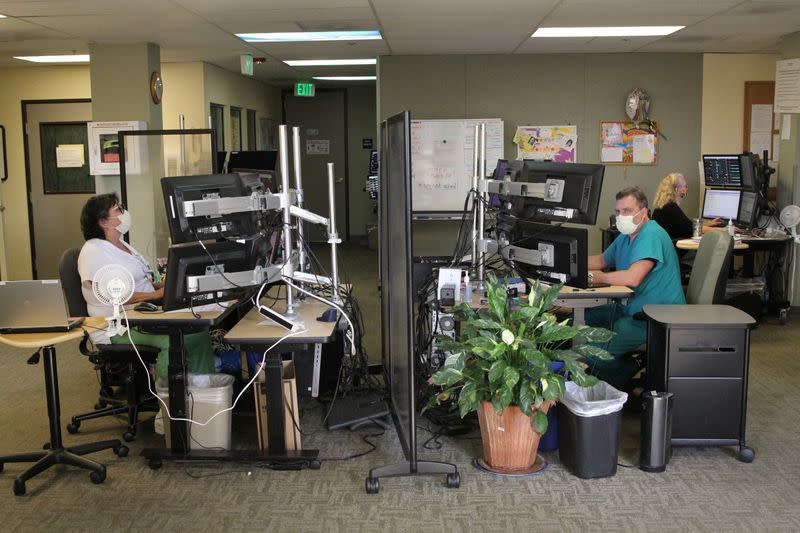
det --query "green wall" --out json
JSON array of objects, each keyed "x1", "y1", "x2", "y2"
[{"x1": 378, "y1": 53, "x2": 704, "y2": 254}]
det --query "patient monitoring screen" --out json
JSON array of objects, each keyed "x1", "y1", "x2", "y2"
[{"x1": 703, "y1": 189, "x2": 741, "y2": 220}]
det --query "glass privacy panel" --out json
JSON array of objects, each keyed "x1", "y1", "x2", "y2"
[{"x1": 120, "y1": 130, "x2": 214, "y2": 265}]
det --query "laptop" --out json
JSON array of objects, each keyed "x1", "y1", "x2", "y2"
[{"x1": 0, "y1": 280, "x2": 84, "y2": 334}]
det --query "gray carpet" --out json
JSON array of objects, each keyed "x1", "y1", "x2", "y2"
[{"x1": 1, "y1": 244, "x2": 799, "y2": 532}]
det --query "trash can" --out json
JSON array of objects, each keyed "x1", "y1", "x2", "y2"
[
  {"x1": 557, "y1": 381, "x2": 628, "y2": 479},
  {"x1": 639, "y1": 391, "x2": 674, "y2": 473},
  {"x1": 156, "y1": 374, "x2": 235, "y2": 451}
]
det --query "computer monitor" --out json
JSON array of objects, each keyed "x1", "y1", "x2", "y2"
[
  {"x1": 702, "y1": 189, "x2": 741, "y2": 220},
  {"x1": 162, "y1": 173, "x2": 260, "y2": 244},
  {"x1": 703, "y1": 155, "x2": 743, "y2": 188},
  {"x1": 736, "y1": 190, "x2": 759, "y2": 228},
  {"x1": 163, "y1": 240, "x2": 259, "y2": 311},
  {"x1": 502, "y1": 160, "x2": 604, "y2": 225},
  {"x1": 216, "y1": 150, "x2": 277, "y2": 173},
  {"x1": 497, "y1": 215, "x2": 589, "y2": 288}
]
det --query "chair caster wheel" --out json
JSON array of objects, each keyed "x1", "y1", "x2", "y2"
[
  {"x1": 446, "y1": 472, "x2": 461, "y2": 489},
  {"x1": 114, "y1": 445, "x2": 129, "y2": 458},
  {"x1": 365, "y1": 477, "x2": 380, "y2": 494},
  {"x1": 13, "y1": 479, "x2": 25, "y2": 496},
  {"x1": 123, "y1": 431, "x2": 136, "y2": 442},
  {"x1": 67, "y1": 422, "x2": 80, "y2": 434},
  {"x1": 43, "y1": 442, "x2": 51, "y2": 450},
  {"x1": 149, "y1": 458, "x2": 162, "y2": 470},
  {"x1": 308, "y1": 459, "x2": 321, "y2": 470},
  {"x1": 738, "y1": 446, "x2": 755, "y2": 463},
  {"x1": 90, "y1": 467, "x2": 106, "y2": 484}
]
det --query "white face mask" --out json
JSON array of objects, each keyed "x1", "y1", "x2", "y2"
[
  {"x1": 616, "y1": 208, "x2": 644, "y2": 235},
  {"x1": 114, "y1": 211, "x2": 132, "y2": 235}
]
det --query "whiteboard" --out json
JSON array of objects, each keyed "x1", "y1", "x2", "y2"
[{"x1": 410, "y1": 118, "x2": 504, "y2": 212}]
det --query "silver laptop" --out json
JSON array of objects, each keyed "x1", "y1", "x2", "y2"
[{"x1": 0, "y1": 280, "x2": 84, "y2": 334}]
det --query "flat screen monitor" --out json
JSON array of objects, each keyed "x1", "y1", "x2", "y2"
[
  {"x1": 163, "y1": 241, "x2": 255, "y2": 311},
  {"x1": 703, "y1": 155, "x2": 744, "y2": 188},
  {"x1": 498, "y1": 215, "x2": 589, "y2": 288},
  {"x1": 736, "y1": 190, "x2": 759, "y2": 228},
  {"x1": 162, "y1": 173, "x2": 260, "y2": 244},
  {"x1": 216, "y1": 150, "x2": 277, "y2": 173},
  {"x1": 504, "y1": 160, "x2": 604, "y2": 225},
  {"x1": 702, "y1": 188, "x2": 741, "y2": 220}
]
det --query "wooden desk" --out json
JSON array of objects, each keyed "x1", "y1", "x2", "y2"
[
  {"x1": 224, "y1": 298, "x2": 339, "y2": 469},
  {"x1": 123, "y1": 306, "x2": 236, "y2": 469},
  {"x1": 0, "y1": 318, "x2": 128, "y2": 495}
]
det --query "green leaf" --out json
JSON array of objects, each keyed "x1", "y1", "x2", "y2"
[
  {"x1": 574, "y1": 326, "x2": 615, "y2": 343},
  {"x1": 488, "y1": 360, "x2": 507, "y2": 384},
  {"x1": 573, "y1": 343, "x2": 614, "y2": 361},
  {"x1": 487, "y1": 285, "x2": 507, "y2": 321},
  {"x1": 470, "y1": 318, "x2": 505, "y2": 331},
  {"x1": 498, "y1": 384, "x2": 514, "y2": 409},
  {"x1": 533, "y1": 409, "x2": 549, "y2": 434},
  {"x1": 519, "y1": 378, "x2": 533, "y2": 416},
  {"x1": 442, "y1": 351, "x2": 466, "y2": 370},
  {"x1": 502, "y1": 366, "x2": 520, "y2": 390},
  {"x1": 538, "y1": 323, "x2": 579, "y2": 343},
  {"x1": 541, "y1": 376, "x2": 560, "y2": 401},
  {"x1": 430, "y1": 367, "x2": 463, "y2": 386}
]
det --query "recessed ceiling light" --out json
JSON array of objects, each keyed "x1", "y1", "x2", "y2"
[
  {"x1": 532, "y1": 26, "x2": 684, "y2": 38},
  {"x1": 284, "y1": 59, "x2": 376, "y2": 67},
  {"x1": 313, "y1": 76, "x2": 376, "y2": 81},
  {"x1": 13, "y1": 54, "x2": 90, "y2": 63},
  {"x1": 237, "y1": 31, "x2": 382, "y2": 43}
]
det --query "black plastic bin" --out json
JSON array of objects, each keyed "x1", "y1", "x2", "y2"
[{"x1": 557, "y1": 381, "x2": 627, "y2": 479}]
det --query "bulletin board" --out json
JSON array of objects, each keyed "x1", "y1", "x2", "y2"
[
  {"x1": 600, "y1": 120, "x2": 658, "y2": 165},
  {"x1": 513, "y1": 125, "x2": 577, "y2": 162},
  {"x1": 40, "y1": 122, "x2": 94, "y2": 194}
]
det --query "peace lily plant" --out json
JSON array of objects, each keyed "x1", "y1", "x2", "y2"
[{"x1": 428, "y1": 275, "x2": 614, "y2": 435}]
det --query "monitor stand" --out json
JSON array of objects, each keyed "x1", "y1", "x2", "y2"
[{"x1": 326, "y1": 392, "x2": 391, "y2": 431}]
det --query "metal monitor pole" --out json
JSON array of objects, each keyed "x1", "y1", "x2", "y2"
[
  {"x1": 477, "y1": 123, "x2": 487, "y2": 289},
  {"x1": 327, "y1": 163, "x2": 342, "y2": 304},
  {"x1": 292, "y1": 127, "x2": 307, "y2": 275},
  {"x1": 278, "y1": 125, "x2": 297, "y2": 316},
  {"x1": 470, "y1": 124, "x2": 480, "y2": 272}
]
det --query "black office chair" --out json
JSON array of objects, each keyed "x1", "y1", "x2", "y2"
[{"x1": 58, "y1": 248, "x2": 160, "y2": 442}]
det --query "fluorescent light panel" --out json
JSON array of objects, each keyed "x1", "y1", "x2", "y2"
[
  {"x1": 532, "y1": 26, "x2": 684, "y2": 38},
  {"x1": 285, "y1": 59, "x2": 376, "y2": 66},
  {"x1": 14, "y1": 54, "x2": 90, "y2": 63},
  {"x1": 237, "y1": 31, "x2": 381, "y2": 43},
  {"x1": 0, "y1": 13, "x2": 7, "y2": 18},
  {"x1": 313, "y1": 76, "x2": 376, "y2": 81}
]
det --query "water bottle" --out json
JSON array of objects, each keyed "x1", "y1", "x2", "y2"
[
  {"x1": 464, "y1": 272, "x2": 472, "y2": 303},
  {"x1": 693, "y1": 218, "x2": 702, "y2": 238},
  {"x1": 727, "y1": 218, "x2": 735, "y2": 237}
]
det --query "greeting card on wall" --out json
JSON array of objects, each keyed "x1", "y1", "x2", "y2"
[
  {"x1": 513, "y1": 125, "x2": 577, "y2": 162},
  {"x1": 600, "y1": 120, "x2": 658, "y2": 165}
]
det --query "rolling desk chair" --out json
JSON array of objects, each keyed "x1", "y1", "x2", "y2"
[{"x1": 58, "y1": 248, "x2": 160, "y2": 442}]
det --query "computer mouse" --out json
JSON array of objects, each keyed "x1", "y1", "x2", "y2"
[
  {"x1": 134, "y1": 302, "x2": 159, "y2": 312},
  {"x1": 316, "y1": 308, "x2": 338, "y2": 322}
]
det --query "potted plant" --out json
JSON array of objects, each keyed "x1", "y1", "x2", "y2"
[{"x1": 428, "y1": 274, "x2": 614, "y2": 473}]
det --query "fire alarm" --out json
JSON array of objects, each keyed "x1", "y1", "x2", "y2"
[{"x1": 253, "y1": 57, "x2": 267, "y2": 64}]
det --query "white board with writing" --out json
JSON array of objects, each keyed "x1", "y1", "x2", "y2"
[{"x1": 410, "y1": 118, "x2": 504, "y2": 212}]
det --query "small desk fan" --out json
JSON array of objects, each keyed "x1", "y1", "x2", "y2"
[
  {"x1": 779, "y1": 205, "x2": 800, "y2": 244},
  {"x1": 92, "y1": 265, "x2": 135, "y2": 336}
]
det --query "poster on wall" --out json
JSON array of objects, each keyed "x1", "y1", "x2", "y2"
[
  {"x1": 599, "y1": 120, "x2": 658, "y2": 165},
  {"x1": 513, "y1": 125, "x2": 577, "y2": 162}
]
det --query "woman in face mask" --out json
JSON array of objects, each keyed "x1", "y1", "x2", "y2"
[
  {"x1": 652, "y1": 172, "x2": 723, "y2": 240},
  {"x1": 77, "y1": 193, "x2": 215, "y2": 380}
]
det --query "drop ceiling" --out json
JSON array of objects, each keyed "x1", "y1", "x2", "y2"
[{"x1": 0, "y1": 0, "x2": 797, "y2": 85}]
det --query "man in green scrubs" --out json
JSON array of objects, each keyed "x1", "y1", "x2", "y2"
[{"x1": 584, "y1": 186, "x2": 684, "y2": 388}]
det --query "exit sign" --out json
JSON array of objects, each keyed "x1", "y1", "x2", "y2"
[{"x1": 295, "y1": 82, "x2": 316, "y2": 97}]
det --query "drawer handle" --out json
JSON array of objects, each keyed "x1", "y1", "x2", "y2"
[{"x1": 678, "y1": 346, "x2": 736, "y2": 353}]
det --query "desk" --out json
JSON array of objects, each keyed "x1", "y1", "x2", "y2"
[
  {"x1": 676, "y1": 238, "x2": 750, "y2": 250},
  {"x1": 123, "y1": 307, "x2": 237, "y2": 468},
  {"x1": 0, "y1": 317, "x2": 128, "y2": 495},
  {"x1": 553, "y1": 285, "x2": 633, "y2": 327},
  {"x1": 224, "y1": 298, "x2": 339, "y2": 469}
]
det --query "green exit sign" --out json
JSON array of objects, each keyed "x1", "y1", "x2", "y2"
[{"x1": 294, "y1": 82, "x2": 316, "y2": 97}]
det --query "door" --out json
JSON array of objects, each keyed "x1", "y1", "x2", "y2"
[
  {"x1": 283, "y1": 90, "x2": 348, "y2": 242},
  {"x1": 24, "y1": 101, "x2": 93, "y2": 279}
]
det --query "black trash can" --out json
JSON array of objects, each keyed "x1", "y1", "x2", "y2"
[
  {"x1": 639, "y1": 391, "x2": 674, "y2": 473},
  {"x1": 557, "y1": 381, "x2": 627, "y2": 479}
]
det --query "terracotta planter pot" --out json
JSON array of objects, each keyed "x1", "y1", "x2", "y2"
[{"x1": 477, "y1": 400, "x2": 551, "y2": 473}]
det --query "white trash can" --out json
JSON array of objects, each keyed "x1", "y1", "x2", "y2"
[{"x1": 155, "y1": 374, "x2": 235, "y2": 451}]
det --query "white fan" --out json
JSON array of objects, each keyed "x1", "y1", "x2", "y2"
[
  {"x1": 780, "y1": 205, "x2": 800, "y2": 244},
  {"x1": 92, "y1": 265, "x2": 135, "y2": 336}
]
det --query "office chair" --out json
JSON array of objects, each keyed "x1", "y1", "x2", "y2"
[
  {"x1": 58, "y1": 248, "x2": 160, "y2": 442},
  {"x1": 627, "y1": 232, "x2": 734, "y2": 390}
]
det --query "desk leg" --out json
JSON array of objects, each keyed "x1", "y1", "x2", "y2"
[
  {"x1": 167, "y1": 329, "x2": 188, "y2": 454},
  {"x1": 42, "y1": 346, "x2": 63, "y2": 449},
  {"x1": 573, "y1": 307, "x2": 586, "y2": 327},
  {"x1": 265, "y1": 350, "x2": 286, "y2": 454}
]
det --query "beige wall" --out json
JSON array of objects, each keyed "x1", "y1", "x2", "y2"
[
  {"x1": 0, "y1": 66, "x2": 91, "y2": 280},
  {"x1": 162, "y1": 62, "x2": 206, "y2": 129},
  {"x1": 202, "y1": 63, "x2": 282, "y2": 151}
]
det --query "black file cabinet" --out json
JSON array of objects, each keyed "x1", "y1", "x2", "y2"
[{"x1": 643, "y1": 304, "x2": 756, "y2": 462}]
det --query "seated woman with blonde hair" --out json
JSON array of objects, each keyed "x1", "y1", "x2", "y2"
[{"x1": 651, "y1": 172, "x2": 724, "y2": 240}]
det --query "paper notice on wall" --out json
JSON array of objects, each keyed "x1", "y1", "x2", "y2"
[
  {"x1": 750, "y1": 104, "x2": 773, "y2": 132},
  {"x1": 772, "y1": 134, "x2": 780, "y2": 161},
  {"x1": 56, "y1": 144, "x2": 85, "y2": 167},
  {"x1": 781, "y1": 114, "x2": 792, "y2": 140},
  {"x1": 775, "y1": 58, "x2": 800, "y2": 114},
  {"x1": 632, "y1": 134, "x2": 655, "y2": 164},
  {"x1": 601, "y1": 146, "x2": 623, "y2": 162},
  {"x1": 750, "y1": 131, "x2": 772, "y2": 158},
  {"x1": 306, "y1": 139, "x2": 330, "y2": 155}
]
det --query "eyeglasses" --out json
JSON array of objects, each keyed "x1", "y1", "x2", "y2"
[{"x1": 112, "y1": 203, "x2": 127, "y2": 214}]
